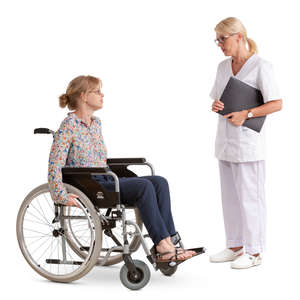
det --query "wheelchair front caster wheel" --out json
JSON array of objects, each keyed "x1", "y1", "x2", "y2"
[
  {"x1": 159, "y1": 264, "x2": 178, "y2": 276},
  {"x1": 120, "y1": 260, "x2": 150, "y2": 290}
]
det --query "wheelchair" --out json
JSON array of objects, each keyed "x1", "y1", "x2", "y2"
[{"x1": 16, "y1": 127, "x2": 205, "y2": 290}]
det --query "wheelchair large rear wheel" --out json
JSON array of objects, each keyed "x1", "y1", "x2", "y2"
[{"x1": 16, "y1": 183, "x2": 102, "y2": 283}]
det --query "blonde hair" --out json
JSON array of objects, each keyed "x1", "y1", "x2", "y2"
[
  {"x1": 215, "y1": 17, "x2": 258, "y2": 54},
  {"x1": 59, "y1": 75, "x2": 102, "y2": 110}
]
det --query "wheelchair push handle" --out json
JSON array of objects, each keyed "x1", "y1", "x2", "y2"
[
  {"x1": 107, "y1": 158, "x2": 146, "y2": 164},
  {"x1": 34, "y1": 128, "x2": 55, "y2": 136}
]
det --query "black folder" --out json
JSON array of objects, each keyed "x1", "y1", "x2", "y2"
[{"x1": 218, "y1": 77, "x2": 265, "y2": 133}]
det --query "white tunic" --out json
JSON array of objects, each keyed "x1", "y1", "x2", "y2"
[{"x1": 209, "y1": 53, "x2": 281, "y2": 162}]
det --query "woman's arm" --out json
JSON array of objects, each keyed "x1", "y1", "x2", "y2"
[
  {"x1": 48, "y1": 120, "x2": 73, "y2": 204},
  {"x1": 224, "y1": 99, "x2": 282, "y2": 126},
  {"x1": 245, "y1": 99, "x2": 282, "y2": 117}
]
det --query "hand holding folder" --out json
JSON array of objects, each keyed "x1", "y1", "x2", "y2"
[{"x1": 217, "y1": 77, "x2": 266, "y2": 133}]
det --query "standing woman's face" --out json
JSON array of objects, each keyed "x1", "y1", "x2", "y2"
[
  {"x1": 85, "y1": 84, "x2": 104, "y2": 111},
  {"x1": 216, "y1": 32, "x2": 241, "y2": 57}
]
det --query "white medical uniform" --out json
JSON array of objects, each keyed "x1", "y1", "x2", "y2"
[{"x1": 210, "y1": 53, "x2": 281, "y2": 254}]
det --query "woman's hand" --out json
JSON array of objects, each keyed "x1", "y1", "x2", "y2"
[
  {"x1": 65, "y1": 193, "x2": 80, "y2": 208},
  {"x1": 224, "y1": 110, "x2": 248, "y2": 127},
  {"x1": 212, "y1": 99, "x2": 224, "y2": 112}
]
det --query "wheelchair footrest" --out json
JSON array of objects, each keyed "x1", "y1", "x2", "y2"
[
  {"x1": 156, "y1": 247, "x2": 206, "y2": 269},
  {"x1": 45, "y1": 259, "x2": 83, "y2": 265}
]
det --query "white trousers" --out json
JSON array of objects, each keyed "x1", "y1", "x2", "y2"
[{"x1": 218, "y1": 160, "x2": 266, "y2": 254}]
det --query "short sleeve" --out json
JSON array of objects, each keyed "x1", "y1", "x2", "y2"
[
  {"x1": 48, "y1": 119, "x2": 73, "y2": 204},
  {"x1": 209, "y1": 64, "x2": 221, "y2": 100},
  {"x1": 257, "y1": 62, "x2": 281, "y2": 103}
]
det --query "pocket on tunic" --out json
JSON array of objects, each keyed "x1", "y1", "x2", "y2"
[{"x1": 241, "y1": 126, "x2": 258, "y2": 139}]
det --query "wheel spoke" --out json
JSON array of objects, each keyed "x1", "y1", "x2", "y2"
[
  {"x1": 30, "y1": 235, "x2": 52, "y2": 257},
  {"x1": 44, "y1": 193, "x2": 55, "y2": 214},
  {"x1": 24, "y1": 228, "x2": 51, "y2": 236},
  {"x1": 30, "y1": 202, "x2": 51, "y2": 226},
  {"x1": 36, "y1": 197, "x2": 50, "y2": 226},
  {"x1": 26, "y1": 211, "x2": 52, "y2": 227},
  {"x1": 24, "y1": 218, "x2": 54, "y2": 228}
]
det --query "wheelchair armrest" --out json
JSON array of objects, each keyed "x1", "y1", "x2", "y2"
[
  {"x1": 107, "y1": 158, "x2": 146, "y2": 164},
  {"x1": 107, "y1": 158, "x2": 155, "y2": 176},
  {"x1": 62, "y1": 167, "x2": 110, "y2": 174}
]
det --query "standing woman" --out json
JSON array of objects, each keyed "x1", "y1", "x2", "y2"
[{"x1": 209, "y1": 17, "x2": 282, "y2": 269}]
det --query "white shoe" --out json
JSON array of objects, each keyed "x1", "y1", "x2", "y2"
[
  {"x1": 231, "y1": 253, "x2": 262, "y2": 269},
  {"x1": 209, "y1": 248, "x2": 244, "y2": 263}
]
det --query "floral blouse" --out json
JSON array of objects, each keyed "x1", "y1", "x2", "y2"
[{"x1": 48, "y1": 112, "x2": 107, "y2": 204}]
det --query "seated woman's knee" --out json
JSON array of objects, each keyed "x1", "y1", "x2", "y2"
[
  {"x1": 135, "y1": 178, "x2": 155, "y2": 194},
  {"x1": 152, "y1": 175, "x2": 169, "y2": 187}
]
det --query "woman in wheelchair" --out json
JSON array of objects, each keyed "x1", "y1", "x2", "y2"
[{"x1": 48, "y1": 75, "x2": 196, "y2": 262}]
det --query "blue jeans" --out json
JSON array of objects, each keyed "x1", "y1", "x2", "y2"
[{"x1": 92, "y1": 175, "x2": 176, "y2": 245}]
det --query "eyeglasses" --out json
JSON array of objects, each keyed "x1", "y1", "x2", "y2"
[
  {"x1": 89, "y1": 90, "x2": 102, "y2": 95},
  {"x1": 214, "y1": 33, "x2": 238, "y2": 45}
]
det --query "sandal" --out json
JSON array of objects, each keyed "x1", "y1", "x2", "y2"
[
  {"x1": 157, "y1": 248, "x2": 191, "y2": 262},
  {"x1": 150, "y1": 246, "x2": 192, "y2": 262},
  {"x1": 170, "y1": 232, "x2": 197, "y2": 257},
  {"x1": 175, "y1": 247, "x2": 197, "y2": 257}
]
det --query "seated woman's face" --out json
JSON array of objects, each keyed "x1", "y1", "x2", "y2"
[{"x1": 86, "y1": 84, "x2": 104, "y2": 111}]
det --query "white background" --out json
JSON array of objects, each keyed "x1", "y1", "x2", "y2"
[{"x1": 1, "y1": 0, "x2": 299, "y2": 298}]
